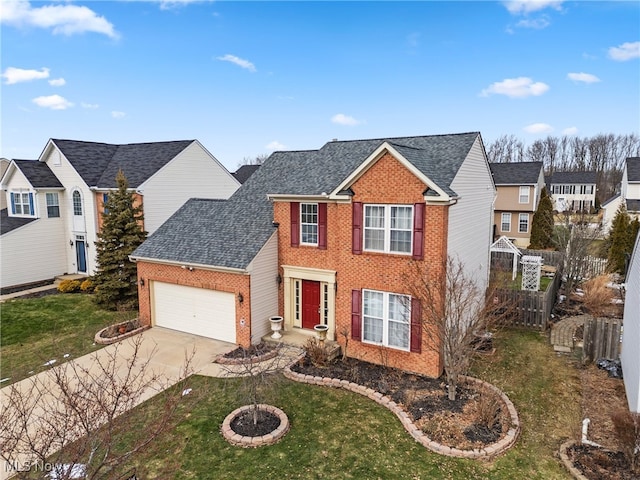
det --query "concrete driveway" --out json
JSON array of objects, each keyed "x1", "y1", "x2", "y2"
[{"x1": 0, "y1": 327, "x2": 235, "y2": 479}]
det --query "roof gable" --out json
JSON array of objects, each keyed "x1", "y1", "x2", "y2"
[
  {"x1": 50, "y1": 139, "x2": 193, "y2": 188},
  {"x1": 489, "y1": 161, "x2": 543, "y2": 185},
  {"x1": 627, "y1": 157, "x2": 640, "y2": 183},
  {"x1": 13, "y1": 159, "x2": 63, "y2": 188}
]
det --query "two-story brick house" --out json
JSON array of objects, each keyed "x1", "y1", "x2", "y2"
[
  {"x1": 489, "y1": 161, "x2": 545, "y2": 248},
  {"x1": 131, "y1": 132, "x2": 495, "y2": 378}
]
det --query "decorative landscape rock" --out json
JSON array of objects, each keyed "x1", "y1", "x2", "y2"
[
  {"x1": 94, "y1": 319, "x2": 149, "y2": 345},
  {"x1": 221, "y1": 404, "x2": 290, "y2": 447}
]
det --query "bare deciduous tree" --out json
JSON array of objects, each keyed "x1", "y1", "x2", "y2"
[
  {"x1": 403, "y1": 257, "x2": 513, "y2": 401},
  {"x1": 0, "y1": 335, "x2": 194, "y2": 480}
]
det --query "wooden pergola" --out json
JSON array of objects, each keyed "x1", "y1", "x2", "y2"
[{"x1": 490, "y1": 236, "x2": 521, "y2": 281}]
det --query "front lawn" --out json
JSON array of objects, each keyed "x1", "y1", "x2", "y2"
[
  {"x1": 0, "y1": 294, "x2": 136, "y2": 385},
  {"x1": 90, "y1": 328, "x2": 579, "y2": 479}
]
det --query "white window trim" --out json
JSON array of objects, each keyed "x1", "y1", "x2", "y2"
[
  {"x1": 501, "y1": 212, "x2": 511, "y2": 233},
  {"x1": 72, "y1": 190, "x2": 83, "y2": 216},
  {"x1": 519, "y1": 186, "x2": 530, "y2": 204},
  {"x1": 519, "y1": 213, "x2": 529, "y2": 233},
  {"x1": 363, "y1": 204, "x2": 413, "y2": 255},
  {"x1": 300, "y1": 202, "x2": 318, "y2": 246},
  {"x1": 362, "y1": 289, "x2": 411, "y2": 351},
  {"x1": 10, "y1": 191, "x2": 35, "y2": 218},
  {"x1": 46, "y1": 192, "x2": 60, "y2": 218}
]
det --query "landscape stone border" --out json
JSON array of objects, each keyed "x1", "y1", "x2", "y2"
[
  {"x1": 283, "y1": 366, "x2": 520, "y2": 459},
  {"x1": 558, "y1": 441, "x2": 594, "y2": 480},
  {"x1": 94, "y1": 320, "x2": 149, "y2": 345},
  {"x1": 221, "y1": 404, "x2": 290, "y2": 447},
  {"x1": 215, "y1": 348, "x2": 278, "y2": 365}
]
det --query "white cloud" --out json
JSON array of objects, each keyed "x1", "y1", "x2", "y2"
[
  {"x1": 480, "y1": 77, "x2": 549, "y2": 98},
  {"x1": 265, "y1": 141, "x2": 286, "y2": 151},
  {"x1": 48, "y1": 77, "x2": 66, "y2": 87},
  {"x1": 2, "y1": 66, "x2": 49, "y2": 84},
  {"x1": 503, "y1": 0, "x2": 564, "y2": 15},
  {"x1": 111, "y1": 111, "x2": 126, "y2": 119},
  {"x1": 331, "y1": 113, "x2": 361, "y2": 126},
  {"x1": 216, "y1": 54, "x2": 256, "y2": 72},
  {"x1": 524, "y1": 123, "x2": 553, "y2": 134},
  {"x1": 567, "y1": 72, "x2": 600, "y2": 84},
  {"x1": 608, "y1": 41, "x2": 640, "y2": 62},
  {"x1": 515, "y1": 17, "x2": 550, "y2": 29},
  {"x1": 32, "y1": 94, "x2": 73, "y2": 110},
  {"x1": 81, "y1": 102, "x2": 99, "y2": 109},
  {"x1": 562, "y1": 127, "x2": 579, "y2": 135},
  {"x1": 0, "y1": 0, "x2": 119, "y2": 39}
]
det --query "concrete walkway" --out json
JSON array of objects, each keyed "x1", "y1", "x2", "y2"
[{"x1": 0, "y1": 328, "x2": 236, "y2": 479}]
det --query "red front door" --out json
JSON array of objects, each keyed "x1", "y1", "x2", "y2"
[{"x1": 301, "y1": 280, "x2": 321, "y2": 329}]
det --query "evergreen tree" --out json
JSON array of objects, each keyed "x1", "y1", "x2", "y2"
[
  {"x1": 607, "y1": 205, "x2": 631, "y2": 274},
  {"x1": 528, "y1": 187, "x2": 555, "y2": 249},
  {"x1": 94, "y1": 170, "x2": 147, "y2": 310}
]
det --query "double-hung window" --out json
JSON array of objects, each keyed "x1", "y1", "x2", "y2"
[
  {"x1": 46, "y1": 193, "x2": 60, "y2": 218},
  {"x1": 364, "y1": 204, "x2": 412, "y2": 254},
  {"x1": 362, "y1": 289, "x2": 411, "y2": 350},
  {"x1": 10, "y1": 192, "x2": 34, "y2": 216},
  {"x1": 501, "y1": 212, "x2": 511, "y2": 232},
  {"x1": 300, "y1": 203, "x2": 318, "y2": 245},
  {"x1": 519, "y1": 213, "x2": 529, "y2": 233},
  {"x1": 519, "y1": 186, "x2": 530, "y2": 204}
]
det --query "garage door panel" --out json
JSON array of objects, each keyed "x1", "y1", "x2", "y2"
[{"x1": 152, "y1": 282, "x2": 236, "y2": 343}]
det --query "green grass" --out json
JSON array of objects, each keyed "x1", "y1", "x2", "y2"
[
  {"x1": 95, "y1": 328, "x2": 579, "y2": 479},
  {"x1": 0, "y1": 293, "x2": 135, "y2": 385}
]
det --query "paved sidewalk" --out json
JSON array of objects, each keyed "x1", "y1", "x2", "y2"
[{"x1": 1, "y1": 328, "x2": 236, "y2": 479}]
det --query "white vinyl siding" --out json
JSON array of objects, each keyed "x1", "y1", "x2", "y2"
[
  {"x1": 300, "y1": 203, "x2": 318, "y2": 245},
  {"x1": 247, "y1": 232, "x2": 279, "y2": 344},
  {"x1": 152, "y1": 282, "x2": 236, "y2": 343},
  {"x1": 364, "y1": 204, "x2": 412, "y2": 254},
  {"x1": 137, "y1": 141, "x2": 239, "y2": 234},
  {"x1": 501, "y1": 213, "x2": 511, "y2": 232},
  {"x1": 622, "y1": 236, "x2": 640, "y2": 412},
  {"x1": 362, "y1": 289, "x2": 410, "y2": 350}
]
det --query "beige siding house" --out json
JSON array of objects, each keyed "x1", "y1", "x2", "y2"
[{"x1": 489, "y1": 161, "x2": 545, "y2": 248}]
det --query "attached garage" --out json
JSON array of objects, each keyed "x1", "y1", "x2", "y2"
[{"x1": 151, "y1": 281, "x2": 236, "y2": 343}]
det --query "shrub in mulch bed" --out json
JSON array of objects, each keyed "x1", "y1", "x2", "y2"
[
  {"x1": 291, "y1": 356, "x2": 512, "y2": 450},
  {"x1": 217, "y1": 342, "x2": 277, "y2": 365},
  {"x1": 230, "y1": 409, "x2": 281, "y2": 437},
  {"x1": 567, "y1": 444, "x2": 635, "y2": 480}
]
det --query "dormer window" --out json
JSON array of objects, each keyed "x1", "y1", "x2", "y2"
[{"x1": 10, "y1": 192, "x2": 34, "y2": 217}]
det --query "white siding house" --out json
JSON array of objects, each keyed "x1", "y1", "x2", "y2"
[
  {"x1": 247, "y1": 232, "x2": 279, "y2": 343},
  {"x1": 622, "y1": 233, "x2": 640, "y2": 412}
]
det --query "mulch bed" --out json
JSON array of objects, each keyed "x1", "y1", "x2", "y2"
[
  {"x1": 291, "y1": 356, "x2": 510, "y2": 449},
  {"x1": 222, "y1": 342, "x2": 275, "y2": 360},
  {"x1": 230, "y1": 409, "x2": 281, "y2": 437},
  {"x1": 567, "y1": 444, "x2": 635, "y2": 480}
]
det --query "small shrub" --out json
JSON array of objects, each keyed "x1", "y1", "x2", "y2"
[
  {"x1": 581, "y1": 275, "x2": 615, "y2": 317},
  {"x1": 475, "y1": 392, "x2": 502, "y2": 430},
  {"x1": 57, "y1": 279, "x2": 82, "y2": 293},
  {"x1": 304, "y1": 337, "x2": 328, "y2": 367},
  {"x1": 611, "y1": 409, "x2": 640, "y2": 472},
  {"x1": 80, "y1": 278, "x2": 95, "y2": 293}
]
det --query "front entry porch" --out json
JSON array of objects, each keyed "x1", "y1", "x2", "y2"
[{"x1": 261, "y1": 326, "x2": 341, "y2": 361}]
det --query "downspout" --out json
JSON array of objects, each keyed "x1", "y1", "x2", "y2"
[{"x1": 581, "y1": 418, "x2": 602, "y2": 448}]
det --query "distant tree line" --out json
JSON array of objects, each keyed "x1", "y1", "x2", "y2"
[{"x1": 486, "y1": 133, "x2": 640, "y2": 201}]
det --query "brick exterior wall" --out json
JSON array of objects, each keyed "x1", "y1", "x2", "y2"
[
  {"x1": 136, "y1": 262, "x2": 252, "y2": 347},
  {"x1": 95, "y1": 192, "x2": 144, "y2": 234},
  {"x1": 277, "y1": 152, "x2": 448, "y2": 377}
]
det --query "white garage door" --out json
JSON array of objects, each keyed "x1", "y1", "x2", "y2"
[{"x1": 152, "y1": 282, "x2": 236, "y2": 343}]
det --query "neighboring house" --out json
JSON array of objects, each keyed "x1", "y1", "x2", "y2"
[
  {"x1": 547, "y1": 171, "x2": 597, "y2": 213},
  {"x1": 131, "y1": 132, "x2": 495, "y2": 378},
  {"x1": 232, "y1": 164, "x2": 261, "y2": 184},
  {"x1": 0, "y1": 158, "x2": 9, "y2": 210},
  {"x1": 489, "y1": 161, "x2": 545, "y2": 248},
  {"x1": 0, "y1": 139, "x2": 239, "y2": 290},
  {"x1": 602, "y1": 157, "x2": 640, "y2": 232},
  {"x1": 621, "y1": 232, "x2": 640, "y2": 412}
]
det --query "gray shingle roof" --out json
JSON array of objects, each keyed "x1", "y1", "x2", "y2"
[
  {"x1": 1, "y1": 208, "x2": 37, "y2": 235},
  {"x1": 132, "y1": 132, "x2": 481, "y2": 269},
  {"x1": 627, "y1": 157, "x2": 640, "y2": 182},
  {"x1": 488, "y1": 161, "x2": 543, "y2": 185},
  {"x1": 52, "y1": 139, "x2": 193, "y2": 188},
  {"x1": 13, "y1": 159, "x2": 63, "y2": 188},
  {"x1": 602, "y1": 193, "x2": 620, "y2": 207},
  {"x1": 232, "y1": 165, "x2": 261, "y2": 184},
  {"x1": 548, "y1": 171, "x2": 597, "y2": 185}
]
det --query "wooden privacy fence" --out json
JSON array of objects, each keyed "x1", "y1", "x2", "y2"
[
  {"x1": 582, "y1": 316, "x2": 622, "y2": 362},
  {"x1": 491, "y1": 248, "x2": 564, "y2": 273},
  {"x1": 495, "y1": 271, "x2": 562, "y2": 329}
]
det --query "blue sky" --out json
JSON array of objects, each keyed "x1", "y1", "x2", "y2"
[{"x1": 1, "y1": 0, "x2": 639, "y2": 170}]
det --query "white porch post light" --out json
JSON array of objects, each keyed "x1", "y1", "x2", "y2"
[{"x1": 521, "y1": 255, "x2": 543, "y2": 291}]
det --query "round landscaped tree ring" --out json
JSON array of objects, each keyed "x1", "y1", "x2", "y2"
[{"x1": 221, "y1": 404, "x2": 289, "y2": 447}]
